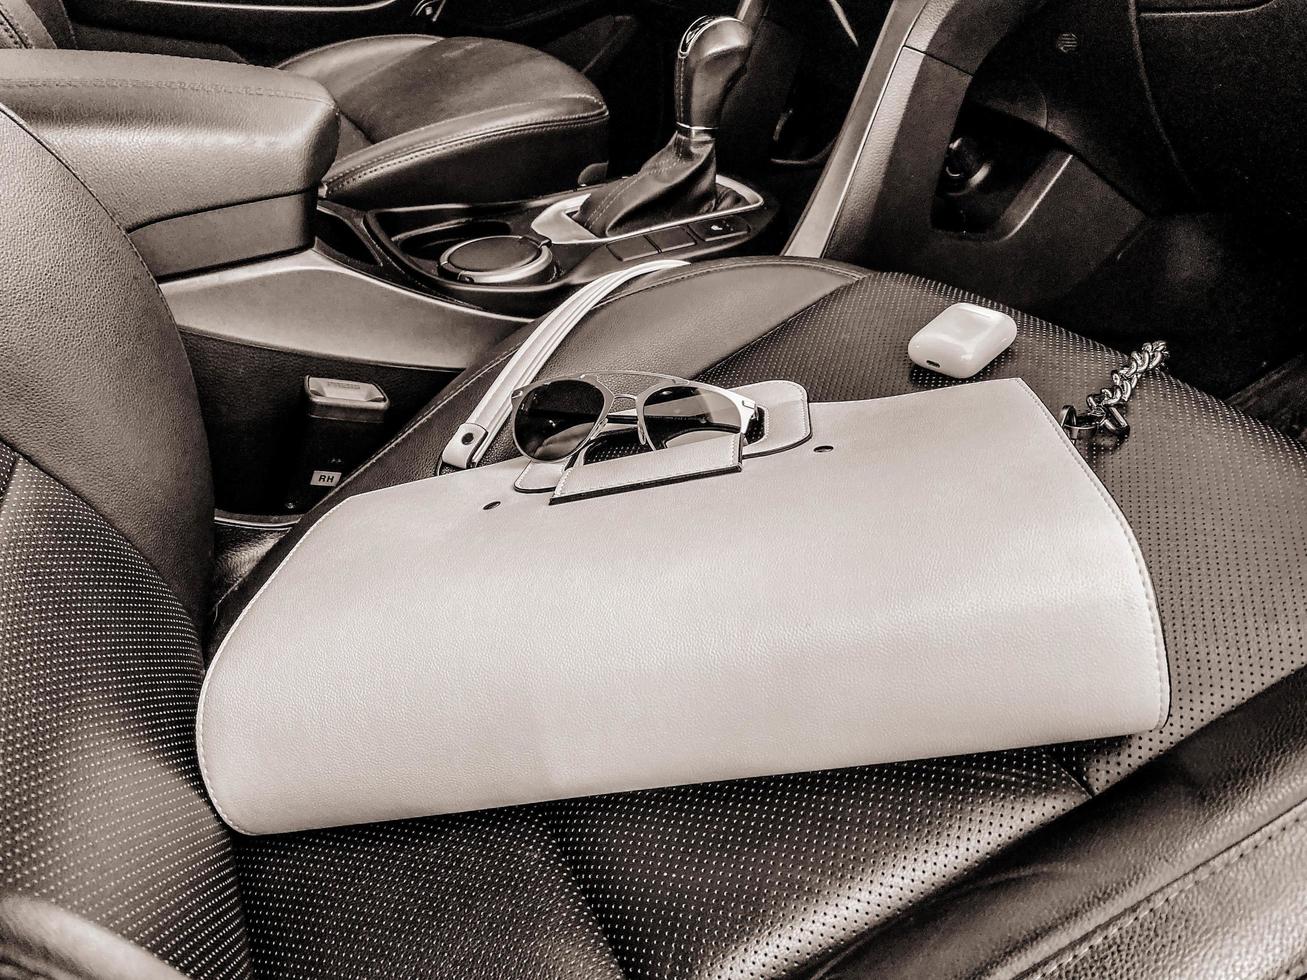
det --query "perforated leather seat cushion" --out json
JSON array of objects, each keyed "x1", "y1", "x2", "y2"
[{"x1": 212, "y1": 260, "x2": 1307, "y2": 979}]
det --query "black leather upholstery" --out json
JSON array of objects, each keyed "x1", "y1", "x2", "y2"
[
  {"x1": 4, "y1": 101, "x2": 1307, "y2": 979},
  {"x1": 0, "y1": 0, "x2": 608, "y2": 210},
  {"x1": 234, "y1": 753, "x2": 1084, "y2": 980},
  {"x1": 0, "y1": 440, "x2": 246, "y2": 978},
  {"x1": 281, "y1": 35, "x2": 609, "y2": 207},
  {"x1": 0, "y1": 0, "x2": 62, "y2": 49},
  {"x1": 0, "y1": 50, "x2": 338, "y2": 233},
  {"x1": 824, "y1": 663, "x2": 1307, "y2": 980},
  {"x1": 0, "y1": 106, "x2": 213, "y2": 620}
]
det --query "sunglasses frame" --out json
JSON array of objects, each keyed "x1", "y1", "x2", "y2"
[{"x1": 511, "y1": 371, "x2": 757, "y2": 463}]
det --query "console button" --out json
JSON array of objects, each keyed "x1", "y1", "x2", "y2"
[
  {"x1": 691, "y1": 215, "x2": 750, "y2": 242},
  {"x1": 648, "y1": 226, "x2": 696, "y2": 252},
  {"x1": 607, "y1": 235, "x2": 658, "y2": 261}
]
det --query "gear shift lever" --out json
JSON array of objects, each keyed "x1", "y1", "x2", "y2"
[
  {"x1": 675, "y1": 15, "x2": 753, "y2": 136},
  {"x1": 576, "y1": 16, "x2": 752, "y2": 237}
]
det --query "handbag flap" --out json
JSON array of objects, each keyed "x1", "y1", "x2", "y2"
[{"x1": 198, "y1": 378, "x2": 1168, "y2": 835}]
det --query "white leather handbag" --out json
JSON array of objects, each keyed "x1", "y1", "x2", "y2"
[{"x1": 198, "y1": 378, "x2": 1168, "y2": 835}]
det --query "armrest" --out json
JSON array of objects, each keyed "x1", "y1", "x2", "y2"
[{"x1": 0, "y1": 50, "x2": 339, "y2": 276}]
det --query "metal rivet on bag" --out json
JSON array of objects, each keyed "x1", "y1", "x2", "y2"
[
  {"x1": 814, "y1": 445, "x2": 835, "y2": 453},
  {"x1": 483, "y1": 501, "x2": 501, "y2": 510}
]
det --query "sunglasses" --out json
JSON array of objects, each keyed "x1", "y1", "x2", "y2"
[{"x1": 511, "y1": 372, "x2": 758, "y2": 463}]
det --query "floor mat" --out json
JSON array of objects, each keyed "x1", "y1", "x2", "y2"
[{"x1": 1043, "y1": 213, "x2": 1307, "y2": 399}]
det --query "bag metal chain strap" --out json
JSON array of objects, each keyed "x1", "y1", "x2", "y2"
[{"x1": 1059, "y1": 340, "x2": 1169, "y2": 440}]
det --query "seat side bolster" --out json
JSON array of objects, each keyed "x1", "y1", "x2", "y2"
[
  {"x1": 0, "y1": 106, "x2": 214, "y2": 623},
  {"x1": 822, "y1": 663, "x2": 1307, "y2": 980}
]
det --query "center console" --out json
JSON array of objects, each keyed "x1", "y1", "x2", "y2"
[
  {"x1": 0, "y1": 20, "x2": 776, "y2": 517},
  {"x1": 316, "y1": 14, "x2": 777, "y2": 318},
  {"x1": 345, "y1": 171, "x2": 773, "y2": 318}
]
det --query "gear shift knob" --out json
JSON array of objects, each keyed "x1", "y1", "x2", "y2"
[{"x1": 675, "y1": 15, "x2": 753, "y2": 136}]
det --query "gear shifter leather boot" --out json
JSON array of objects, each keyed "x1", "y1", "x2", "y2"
[
  {"x1": 577, "y1": 132, "x2": 719, "y2": 236},
  {"x1": 577, "y1": 15, "x2": 751, "y2": 236}
]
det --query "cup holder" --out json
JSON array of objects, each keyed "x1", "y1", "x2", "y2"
[
  {"x1": 438, "y1": 235, "x2": 555, "y2": 285},
  {"x1": 385, "y1": 220, "x2": 555, "y2": 286},
  {"x1": 393, "y1": 220, "x2": 514, "y2": 261}
]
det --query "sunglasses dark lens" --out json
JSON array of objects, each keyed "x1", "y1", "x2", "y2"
[
  {"x1": 514, "y1": 379, "x2": 607, "y2": 461},
  {"x1": 641, "y1": 385, "x2": 743, "y2": 450}
]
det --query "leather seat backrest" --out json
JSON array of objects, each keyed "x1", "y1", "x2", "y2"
[{"x1": 0, "y1": 0, "x2": 73, "y2": 48}]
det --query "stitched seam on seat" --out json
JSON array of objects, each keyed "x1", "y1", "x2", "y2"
[
  {"x1": 591, "y1": 258, "x2": 864, "y2": 316},
  {"x1": 0, "y1": 450, "x2": 15, "y2": 503},
  {"x1": 0, "y1": 1, "x2": 34, "y2": 47},
  {"x1": 0, "y1": 18, "x2": 22, "y2": 48},
  {"x1": 0, "y1": 76, "x2": 336, "y2": 107},
  {"x1": 329, "y1": 96, "x2": 606, "y2": 178},
  {"x1": 1024, "y1": 796, "x2": 1307, "y2": 979},
  {"x1": 326, "y1": 110, "x2": 607, "y2": 192},
  {"x1": 1045, "y1": 751, "x2": 1096, "y2": 798}
]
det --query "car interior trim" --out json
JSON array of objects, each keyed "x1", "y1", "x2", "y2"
[
  {"x1": 130, "y1": 193, "x2": 314, "y2": 279},
  {"x1": 784, "y1": 0, "x2": 930, "y2": 258},
  {"x1": 162, "y1": 248, "x2": 524, "y2": 371}
]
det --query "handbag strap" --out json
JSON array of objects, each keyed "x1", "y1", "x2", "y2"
[{"x1": 440, "y1": 258, "x2": 688, "y2": 471}]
